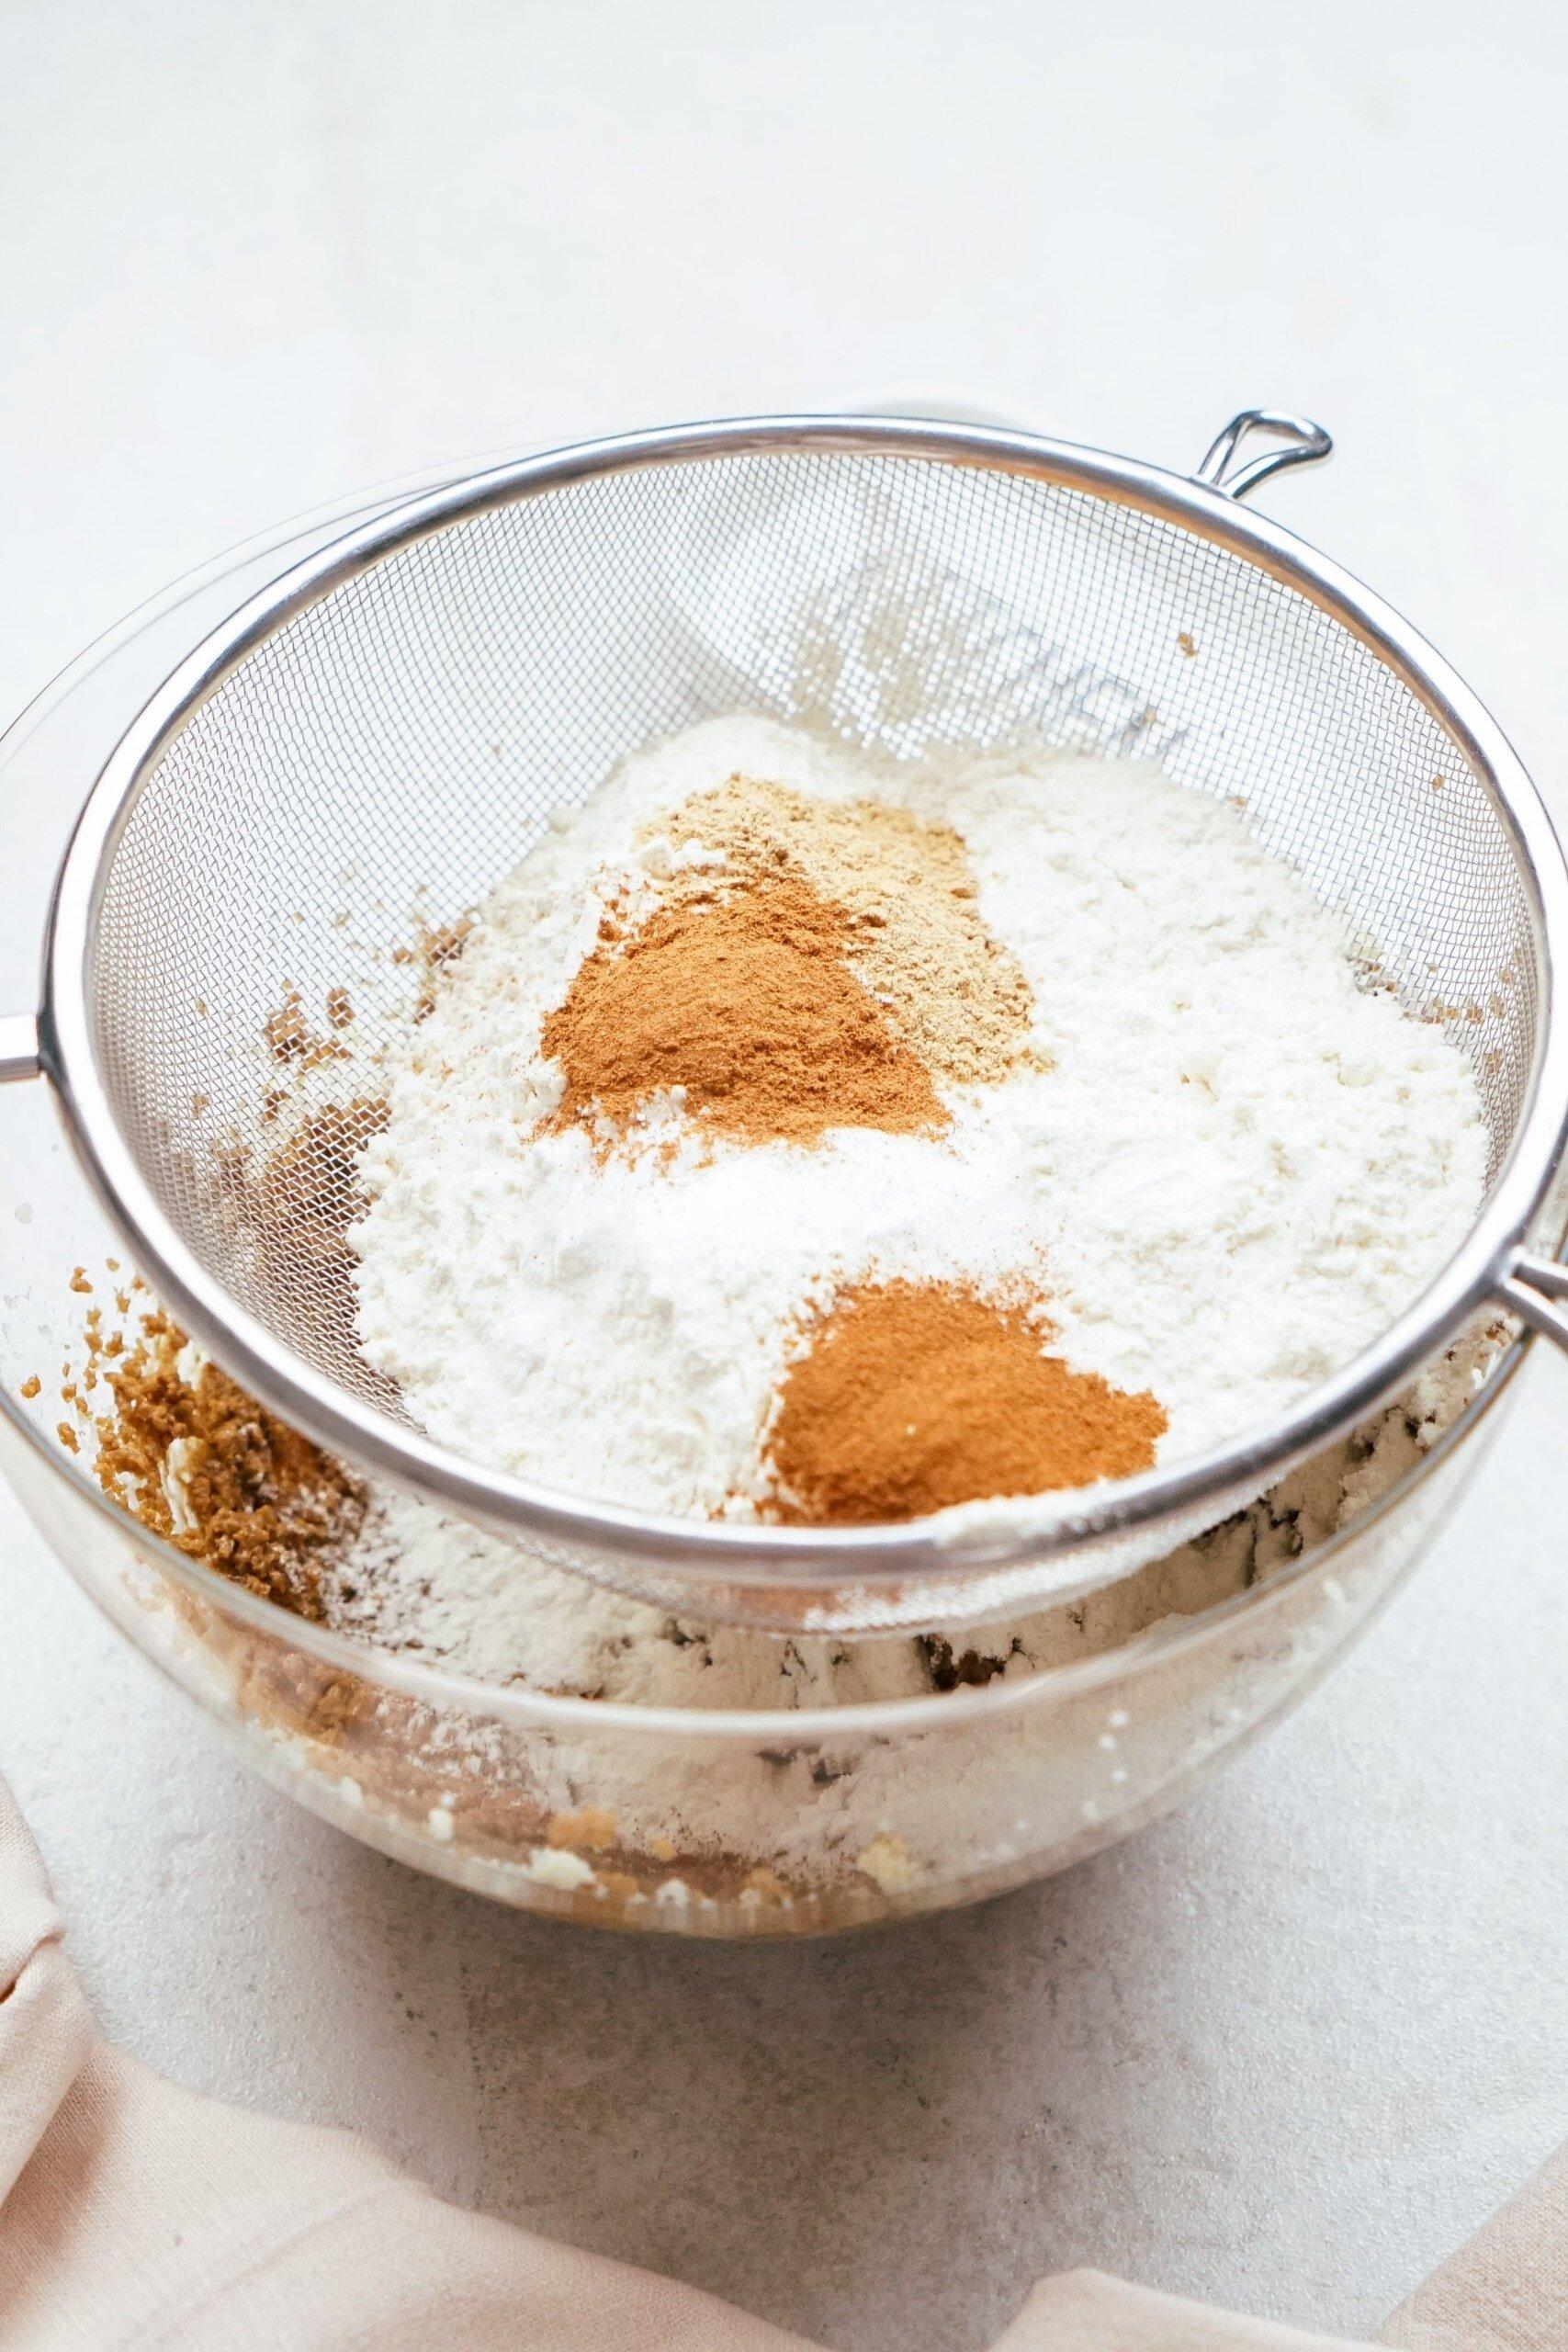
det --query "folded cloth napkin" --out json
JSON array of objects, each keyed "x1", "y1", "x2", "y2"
[{"x1": 0, "y1": 1770, "x2": 1561, "y2": 2351}]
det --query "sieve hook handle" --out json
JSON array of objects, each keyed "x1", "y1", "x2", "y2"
[
  {"x1": 0, "y1": 1014, "x2": 39, "y2": 1084},
  {"x1": 1497, "y1": 1248, "x2": 1568, "y2": 1354},
  {"x1": 1195, "y1": 410, "x2": 1333, "y2": 502}
]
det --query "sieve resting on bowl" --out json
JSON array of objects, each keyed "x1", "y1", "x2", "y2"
[{"x1": 3, "y1": 407, "x2": 1567, "y2": 1632}]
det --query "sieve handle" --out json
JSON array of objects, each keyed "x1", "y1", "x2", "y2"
[
  {"x1": 1497, "y1": 1248, "x2": 1568, "y2": 1354},
  {"x1": 0, "y1": 1014, "x2": 39, "y2": 1084},
  {"x1": 1195, "y1": 410, "x2": 1333, "y2": 502}
]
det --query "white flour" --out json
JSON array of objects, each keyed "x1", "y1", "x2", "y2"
[{"x1": 350, "y1": 715, "x2": 1487, "y2": 1526}]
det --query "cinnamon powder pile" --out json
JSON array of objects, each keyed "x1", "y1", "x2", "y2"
[
  {"x1": 761, "y1": 1278, "x2": 1167, "y2": 1524},
  {"x1": 542, "y1": 774, "x2": 1038, "y2": 1152},
  {"x1": 544, "y1": 869, "x2": 946, "y2": 1148}
]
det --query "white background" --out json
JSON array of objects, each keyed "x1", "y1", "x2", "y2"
[{"x1": 1, "y1": 5, "x2": 1565, "y2": 2346}]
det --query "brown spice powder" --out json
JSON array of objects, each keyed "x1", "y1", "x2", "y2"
[
  {"x1": 761, "y1": 1278, "x2": 1167, "y2": 1524},
  {"x1": 543, "y1": 868, "x2": 947, "y2": 1148},
  {"x1": 660, "y1": 776, "x2": 1038, "y2": 1089},
  {"x1": 543, "y1": 772, "x2": 1040, "y2": 1154},
  {"x1": 85, "y1": 1306, "x2": 366, "y2": 1619}
]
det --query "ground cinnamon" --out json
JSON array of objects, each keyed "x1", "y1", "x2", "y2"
[
  {"x1": 660, "y1": 776, "x2": 1037, "y2": 1089},
  {"x1": 544, "y1": 868, "x2": 948, "y2": 1148},
  {"x1": 761, "y1": 1277, "x2": 1167, "y2": 1523},
  {"x1": 542, "y1": 772, "x2": 1039, "y2": 1153}
]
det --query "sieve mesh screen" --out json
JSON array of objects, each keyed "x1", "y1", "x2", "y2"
[{"x1": 88, "y1": 447, "x2": 1538, "y2": 1448}]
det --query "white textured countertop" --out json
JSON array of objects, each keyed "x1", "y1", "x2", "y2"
[{"x1": 1, "y1": 6, "x2": 1564, "y2": 2346}]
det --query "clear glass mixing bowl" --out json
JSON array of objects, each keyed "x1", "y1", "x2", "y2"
[{"x1": 0, "y1": 483, "x2": 1545, "y2": 1934}]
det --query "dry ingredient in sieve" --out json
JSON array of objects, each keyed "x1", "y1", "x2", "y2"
[
  {"x1": 760, "y1": 1277, "x2": 1167, "y2": 1523},
  {"x1": 349, "y1": 715, "x2": 1489, "y2": 1528},
  {"x1": 654, "y1": 774, "x2": 1038, "y2": 1091},
  {"x1": 545, "y1": 868, "x2": 948, "y2": 1149},
  {"x1": 541, "y1": 771, "x2": 1037, "y2": 1155}
]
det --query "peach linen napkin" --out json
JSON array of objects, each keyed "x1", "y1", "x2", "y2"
[{"x1": 1, "y1": 1770, "x2": 1561, "y2": 2351}]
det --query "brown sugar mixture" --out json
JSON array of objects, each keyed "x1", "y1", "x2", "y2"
[
  {"x1": 393, "y1": 912, "x2": 475, "y2": 1021},
  {"x1": 263, "y1": 987, "x2": 349, "y2": 1073},
  {"x1": 253, "y1": 1096, "x2": 390, "y2": 1358},
  {"x1": 761, "y1": 1277, "x2": 1167, "y2": 1524},
  {"x1": 542, "y1": 774, "x2": 1039, "y2": 1152},
  {"x1": 85, "y1": 1306, "x2": 366, "y2": 1618}
]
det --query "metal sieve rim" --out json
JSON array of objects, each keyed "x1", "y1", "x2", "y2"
[{"x1": 27, "y1": 412, "x2": 1568, "y2": 1590}]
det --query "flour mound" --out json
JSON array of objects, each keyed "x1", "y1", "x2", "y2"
[{"x1": 349, "y1": 716, "x2": 1487, "y2": 1526}]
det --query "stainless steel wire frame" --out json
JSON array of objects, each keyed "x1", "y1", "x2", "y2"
[{"x1": 8, "y1": 409, "x2": 1568, "y2": 1622}]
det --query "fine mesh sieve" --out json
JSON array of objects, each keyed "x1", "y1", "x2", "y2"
[{"x1": 9, "y1": 409, "x2": 1568, "y2": 1630}]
